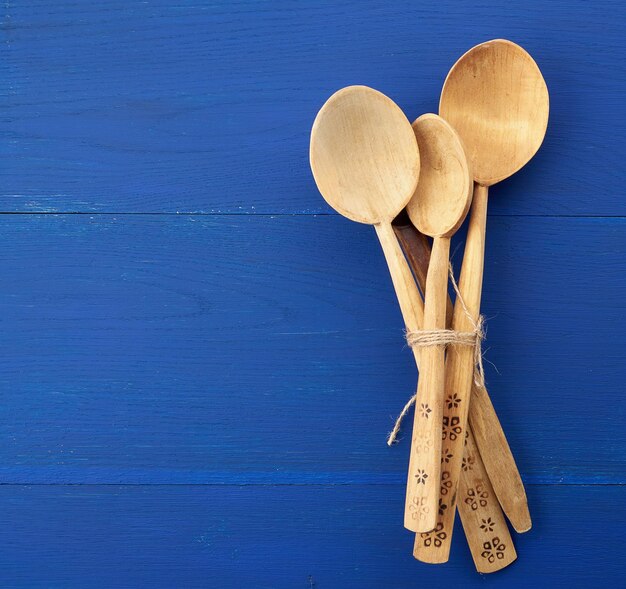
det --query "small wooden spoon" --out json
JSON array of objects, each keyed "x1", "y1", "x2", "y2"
[
  {"x1": 403, "y1": 114, "x2": 472, "y2": 532},
  {"x1": 414, "y1": 39, "x2": 549, "y2": 563}
]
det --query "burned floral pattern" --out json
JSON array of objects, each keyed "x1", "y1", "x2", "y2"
[
  {"x1": 420, "y1": 522, "x2": 447, "y2": 548},
  {"x1": 409, "y1": 496, "x2": 430, "y2": 522},
  {"x1": 440, "y1": 470, "x2": 452, "y2": 496},
  {"x1": 442, "y1": 416, "x2": 462, "y2": 441},
  {"x1": 479, "y1": 517, "x2": 494, "y2": 532},
  {"x1": 446, "y1": 393, "x2": 461, "y2": 409},
  {"x1": 438, "y1": 498, "x2": 448, "y2": 516},
  {"x1": 464, "y1": 484, "x2": 488, "y2": 510},
  {"x1": 419, "y1": 403, "x2": 432, "y2": 419},
  {"x1": 462, "y1": 454, "x2": 475, "y2": 471},
  {"x1": 415, "y1": 469, "x2": 428, "y2": 485},
  {"x1": 414, "y1": 433, "x2": 434, "y2": 454},
  {"x1": 481, "y1": 537, "x2": 506, "y2": 563}
]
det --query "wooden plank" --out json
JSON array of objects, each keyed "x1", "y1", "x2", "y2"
[
  {"x1": 0, "y1": 484, "x2": 623, "y2": 587},
  {"x1": 0, "y1": 214, "x2": 622, "y2": 484},
  {"x1": 2, "y1": 0, "x2": 624, "y2": 214}
]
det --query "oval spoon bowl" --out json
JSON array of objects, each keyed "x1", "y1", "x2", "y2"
[
  {"x1": 440, "y1": 39, "x2": 549, "y2": 186},
  {"x1": 310, "y1": 85, "x2": 420, "y2": 225}
]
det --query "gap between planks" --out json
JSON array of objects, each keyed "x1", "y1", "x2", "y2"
[
  {"x1": 0, "y1": 212, "x2": 625, "y2": 219},
  {"x1": 0, "y1": 483, "x2": 622, "y2": 487}
]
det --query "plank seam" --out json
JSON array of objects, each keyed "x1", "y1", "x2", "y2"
[
  {"x1": 0, "y1": 482, "x2": 623, "y2": 487},
  {"x1": 0, "y1": 212, "x2": 624, "y2": 219}
]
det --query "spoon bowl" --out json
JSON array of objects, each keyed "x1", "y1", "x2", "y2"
[
  {"x1": 310, "y1": 85, "x2": 420, "y2": 224},
  {"x1": 440, "y1": 39, "x2": 549, "y2": 186},
  {"x1": 407, "y1": 113, "x2": 472, "y2": 237}
]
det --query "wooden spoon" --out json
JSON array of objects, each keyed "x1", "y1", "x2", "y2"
[
  {"x1": 414, "y1": 39, "x2": 549, "y2": 563},
  {"x1": 310, "y1": 88, "x2": 430, "y2": 510},
  {"x1": 403, "y1": 114, "x2": 472, "y2": 532}
]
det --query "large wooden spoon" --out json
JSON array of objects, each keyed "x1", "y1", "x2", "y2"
[
  {"x1": 310, "y1": 87, "x2": 429, "y2": 498},
  {"x1": 403, "y1": 114, "x2": 472, "y2": 532},
  {"x1": 414, "y1": 39, "x2": 549, "y2": 563}
]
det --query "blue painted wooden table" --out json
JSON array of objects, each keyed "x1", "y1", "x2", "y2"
[{"x1": 2, "y1": 1, "x2": 625, "y2": 587}]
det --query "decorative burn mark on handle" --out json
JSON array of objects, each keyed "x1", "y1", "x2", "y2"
[
  {"x1": 419, "y1": 403, "x2": 432, "y2": 419},
  {"x1": 462, "y1": 454, "x2": 475, "y2": 471},
  {"x1": 409, "y1": 496, "x2": 430, "y2": 522},
  {"x1": 481, "y1": 536, "x2": 507, "y2": 563},
  {"x1": 479, "y1": 517, "x2": 495, "y2": 532},
  {"x1": 440, "y1": 470, "x2": 452, "y2": 495},
  {"x1": 420, "y1": 523, "x2": 447, "y2": 548},
  {"x1": 414, "y1": 469, "x2": 428, "y2": 485},
  {"x1": 446, "y1": 392, "x2": 461, "y2": 409},
  {"x1": 442, "y1": 416, "x2": 462, "y2": 440},
  {"x1": 464, "y1": 483, "x2": 489, "y2": 510},
  {"x1": 414, "y1": 433, "x2": 433, "y2": 454}
]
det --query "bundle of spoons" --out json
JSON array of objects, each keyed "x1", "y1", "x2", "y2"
[{"x1": 309, "y1": 39, "x2": 549, "y2": 572}]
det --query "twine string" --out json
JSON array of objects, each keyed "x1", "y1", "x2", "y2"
[{"x1": 386, "y1": 264, "x2": 485, "y2": 446}]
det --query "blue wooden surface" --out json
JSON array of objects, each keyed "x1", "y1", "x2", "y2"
[
  {"x1": 0, "y1": 485, "x2": 623, "y2": 588},
  {"x1": 1, "y1": 1, "x2": 625, "y2": 587}
]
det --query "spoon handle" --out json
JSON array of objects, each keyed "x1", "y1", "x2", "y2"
[
  {"x1": 413, "y1": 183, "x2": 489, "y2": 562},
  {"x1": 470, "y1": 383, "x2": 531, "y2": 532},
  {"x1": 457, "y1": 428, "x2": 517, "y2": 572},
  {"x1": 404, "y1": 236, "x2": 449, "y2": 532},
  {"x1": 393, "y1": 222, "x2": 531, "y2": 533},
  {"x1": 374, "y1": 222, "x2": 424, "y2": 335}
]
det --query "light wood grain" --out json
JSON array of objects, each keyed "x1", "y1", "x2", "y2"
[
  {"x1": 386, "y1": 229, "x2": 514, "y2": 570},
  {"x1": 394, "y1": 220, "x2": 531, "y2": 533},
  {"x1": 407, "y1": 115, "x2": 472, "y2": 239},
  {"x1": 403, "y1": 235, "x2": 448, "y2": 531},
  {"x1": 470, "y1": 383, "x2": 531, "y2": 532},
  {"x1": 374, "y1": 222, "x2": 424, "y2": 335},
  {"x1": 311, "y1": 87, "x2": 434, "y2": 530},
  {"x1": 404, "y1": 114, "x2": 472, "y2": 532},
  {"x1": 392, "y1": 212, "x2": 514, "y2": 570},
  {"x1": 1, "y1": 2, "x2": 625, "y2": 582},
  {"x1": 439, "y1": 39, "x2": 549, "y2": 187},
  {"x1": 310, "y1": 86, "x2": 420, "y2": 226}
]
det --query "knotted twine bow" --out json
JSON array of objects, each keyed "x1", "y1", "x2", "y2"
[{"x1": 386, "y1": 265, "x2": 486, "y2": 446}]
